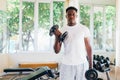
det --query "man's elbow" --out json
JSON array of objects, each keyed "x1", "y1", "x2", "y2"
[
  {"x1": 54, "y1": 50, "x2": 60, "y2": 54},
  {"x1": 54, "y1": 44, "x2": 61, "y2": 54}
]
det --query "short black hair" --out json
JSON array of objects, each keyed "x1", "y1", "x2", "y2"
[{"x1": 66, "y1": 6, "x2": 77, "y2": 13}]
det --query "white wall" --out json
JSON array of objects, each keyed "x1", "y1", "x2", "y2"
[
  {"x1": 0, "y1": 0, "x2": 7, "y2": 11},
  {"x1": 116, "y1": 0, "x2": 120, "y2": 67},
  {"x1": 0, "y1": 54, "x2": 9, "y2": 73}
]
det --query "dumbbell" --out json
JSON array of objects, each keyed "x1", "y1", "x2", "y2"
[
  {"x1": 95, "y1": 59, "x2": 110, "y2": 72},
  {"x1": 94, "y1": 55, "x2": 103, "y2": 60},
  {"x1": 93, "y1": 55, "x2": 97, "y2": 60},
  {"x1": 95, "y1": 55, "x2": 100, "y2": 61},
  {"x1": 49, "y1": 25, "x2": 59, "y2": 36},
  {"x1": 95, "y1": 61, "x2": 105, "y2": 71},
  {"x1": 85, "y1": 69, "x2": 98, "y2": 80},
  {"x1": 93, "y1": 60, "x2": 99, "y2": 70},
  {"x1": 49, "y1": 25, "x2": 68, "y2": 42},
  {"x1": 103, "y1": 58, "x2": 110, "y2": 67},
  {"x1": 95, "y1": 55, "x2": 105, "y2": 63},
  {"x1": 99, "y1": 56, "x2": 105, "y2": 63}
]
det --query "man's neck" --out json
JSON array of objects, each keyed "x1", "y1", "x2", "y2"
[{"x1": 68, "y1": 23, "x2": 76, "y2": 26}]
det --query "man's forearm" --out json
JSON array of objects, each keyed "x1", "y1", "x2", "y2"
[
  {"x1": 88, "y1": 54, "x2": 92, "y2": 68},
  {"x1": 54, "y1": 36, "x2": 62, "y2": 53},
  {"x1": 87, "y1": 48, "x2": 93, "y2": 69}
]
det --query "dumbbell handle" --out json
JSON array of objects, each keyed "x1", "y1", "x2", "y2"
[{"x1": 54, "y1": 29, "x2": 62, "y2": 38}]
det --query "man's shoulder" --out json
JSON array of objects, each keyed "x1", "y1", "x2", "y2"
[
  {"x1": 79, "y1": 23, "x2": 87, "y2": 27},
  {"x1": 79, "y1": 24, "x2": 89, "y2": 30}
]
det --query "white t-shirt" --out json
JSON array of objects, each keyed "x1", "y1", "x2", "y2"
[{"x1": 60, "y1": 24, "x2": 91, "y2": 65}]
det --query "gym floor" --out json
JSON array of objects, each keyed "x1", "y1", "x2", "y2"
[
  {"x1": 115, "y1": 66, "x2": 120, "y2": 80},
  {"x1": 0, "y1": 66, "x2": 119, "y2": 80},
  {"x1": 98, "y1": 65, "x2": 115, "y2": 80},
  {"x1": 97, "y1": 66, "x2": 120, "y2": 80}
]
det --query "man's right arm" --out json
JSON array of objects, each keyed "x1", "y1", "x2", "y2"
[
  {"x1": 54, "y1": 36, "x2": 62, "y2": 53},
  {"x1": 53, "y1": 30, "x2": 62, "y2": 53}
]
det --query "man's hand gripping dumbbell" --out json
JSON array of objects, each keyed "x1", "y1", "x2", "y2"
[{"x1": 49, "y1": 25, "x2": 68, "y2": 42}]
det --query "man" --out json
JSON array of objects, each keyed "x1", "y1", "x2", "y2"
[{"x1": 53, "y1": 6, "x2": 92, "y2": 80}]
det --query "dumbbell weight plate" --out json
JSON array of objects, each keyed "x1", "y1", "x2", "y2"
[
  {"x1": 59, "y1": 31, "x2": 68, "y2": 42},
  {"x1": 85, "y1": 69, "x2": 98, "y2": 80},
  {"x1": 49, "y1": 25, "x2": 59, "y2": 36}
]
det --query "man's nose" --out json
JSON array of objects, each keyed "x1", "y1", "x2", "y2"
[{"x1": 69, "y1": 15, "x2": 74, "y2": 18}]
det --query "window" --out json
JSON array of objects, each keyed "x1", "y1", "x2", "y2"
[
  {"x1": 21, "y1": 1, "x2": 65, "y2": 52},
  {"x1": 93, "y1": 6, "x2": 116, "y2": 52},
  {"x1": 80, "y1": 5, "x2": 90, "y2": 27},
  {"x1": 0, "y1": 0, "x2": 116, "y2": 53},
  {"x1": 104, "y1": 6, "x2": 115, "y2": 52},
  {"x1": 22, "y1": 2, "x2": 34, "y2": 51},
  {"x1": 53, "y1": 1, "x2": 64, "y2": 27},
  {"x1": 38, "y1": 3, "x2": 50, "y2": 51},
  {"x1": 93, "y1": 6, "x2": 104, "y2": 50},
  {"x1": 6, "y1": 0, "x2": 19, "y2": 53},
  {"x1": 0, "y1": 0, "x2": 65, "y2": 53},
  {"x1": 0, "y1": 10, "x2": 7, "y2": 53},
  {"x1": 80, "y1": 5, "x2": 116, "y2": 52}
]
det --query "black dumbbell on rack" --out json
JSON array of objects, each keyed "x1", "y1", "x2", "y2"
[
  {"x1": 93, "y1": 55, "x2": 111, "y2": 80},
  {"x1": 95, "y1": 58, "x2": 110, "y2": 71},
  {"x1": 103, "y1": 57, "x2": 110, "y2": 67}
]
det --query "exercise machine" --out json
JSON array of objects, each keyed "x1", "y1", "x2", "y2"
[{"x1": 3, "y1": 66, "x2": 55, "y2": 80}]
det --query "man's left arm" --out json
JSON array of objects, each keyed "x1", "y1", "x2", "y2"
[{"x1": 84, "y1": 37, "x2": 93, "y2": 69}]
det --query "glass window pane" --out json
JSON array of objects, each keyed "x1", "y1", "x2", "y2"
[
  {"x1": 0, "y1": 11, "x2": 7, "y2": 53},
  {"x1": 80, "y1": 5, "x2": 91, "y2": 28},
  {"x1": 105, "y1": 6, "x2": 116, "y2": 52},
  {"x1": 93, "y1": 7, "x2": 104, "y2": 50},
  {"x1": 93, "y1": 6, "x2": 116, "y2": 52},
  {"x1": 38, "y1": 3, "x2": 50, "y2": 51},
  {"x1": 22, "y1": 2, "x2": 34, "y2": 51},
  {"x1": 7, "y1": 0, "x2": 19, "y2": 53},
  {"x1": 53, "y1": 1, "x2": 64, "y2": 27}
]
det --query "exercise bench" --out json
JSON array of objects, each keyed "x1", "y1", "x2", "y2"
[
  {"x1": 3, "y1": 68, "x2": 34, "y2": 80},
  {"x1": 4, "y1": 68, "x2": 34, "y2": 74},
  {"x1": 17, "y1": 66, "x2": 54, "y2": 80}
]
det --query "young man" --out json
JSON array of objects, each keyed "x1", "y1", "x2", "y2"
[{"x1": 54, "y1": 6, "x2": 92, "y2": 80}]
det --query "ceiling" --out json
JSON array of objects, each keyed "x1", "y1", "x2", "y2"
[
  {"x1": 79, "y1": 0, "x2": 116, "y2": 5},
  {"x1": 22, "y1": 0, "x2": 116, "y2": 5},
  {"x1": 0, "y1": 0, "x2": 116, "y2": 11}
]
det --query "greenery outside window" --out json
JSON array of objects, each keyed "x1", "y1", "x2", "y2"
[
  {"x1": 0, "y1": 0, "x2": 115, "y2": 53},
  {"x1": 80, "y1": 5, "x2": 116, "y2": 52},
  {"x1": 22, "y1": 2, "x2": 34, "y2": 51}
]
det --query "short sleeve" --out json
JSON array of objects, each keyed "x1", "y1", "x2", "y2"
[
  {"x1": 60, "y1": 26, "x2": 66, "y2": 34},
  {"x1": 84, "y1": 27, "x2": 91, "y2": 38}
]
